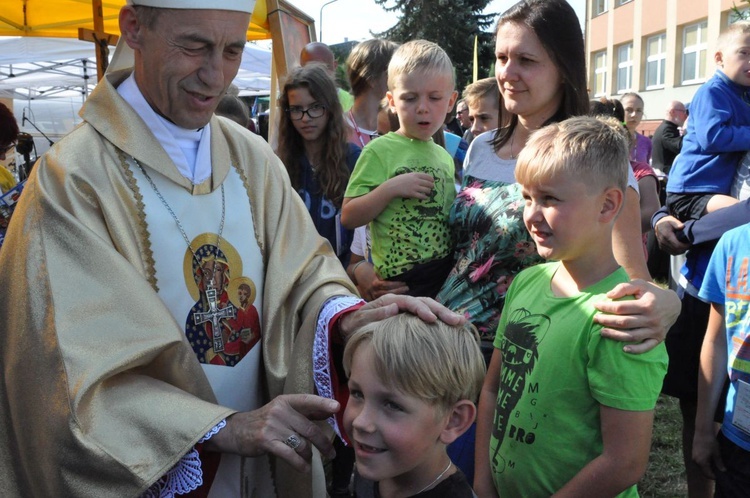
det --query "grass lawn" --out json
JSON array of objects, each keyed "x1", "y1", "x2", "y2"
[{"x1": 639, "y1": 394, "x2": 689, "y2": 497}]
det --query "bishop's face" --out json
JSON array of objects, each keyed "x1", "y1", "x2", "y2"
[{"x1": 130, "y1": 8, "x2": 250, "y2": 130}]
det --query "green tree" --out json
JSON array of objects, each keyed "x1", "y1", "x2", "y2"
[
  {"x1": 373, "y1": 0, "x2": 498, "y2": 94},
  {"x1": 731, "y1": 0, "x2": 750, "y2": 20}
]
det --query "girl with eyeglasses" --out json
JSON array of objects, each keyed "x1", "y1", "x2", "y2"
[{"x1": 276, "y1": 63, "x2": 361, "y2": 265}]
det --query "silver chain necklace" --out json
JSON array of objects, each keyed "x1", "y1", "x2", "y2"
[
  {"x1": 134, "y1": 158, "x2": 235, "y2": 353},
  {"x1": 416, "y1": 461, "x2": 452, "y2": 494},
  {"x1": 133, "y1": 158, "x2": 226, "y2": 260}
]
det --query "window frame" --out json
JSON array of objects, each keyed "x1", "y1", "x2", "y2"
[
  {"x1": 729, "y1": 7, "x2": 749, "y2": 24},
  {"x1": 616, "y1": 43, "x2": 634, "y2": 93},
  {"x1": 681, "y1": 21, "x2": 708, "y2": 85},
  {"x1": 593, "y1": 51, "x2": 608, "y2": 97},
  {"x1": 594, "y1": 0, "x2": 608, "y2": 16},
  {"x1": 645, "y1": 33, "x2": 667, "y2": 90}
]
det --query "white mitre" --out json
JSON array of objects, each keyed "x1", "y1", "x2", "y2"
[{"x1": 108, "y1": 0, "x2": 256, "y2": 73}]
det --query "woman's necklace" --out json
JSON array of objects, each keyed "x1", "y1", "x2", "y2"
[
  {"x1": 415, "y1": 461, "x2": 452, "y2": 494},
  {"x1": 510, "y1": 125, "x2": 536, "y2": 160}
]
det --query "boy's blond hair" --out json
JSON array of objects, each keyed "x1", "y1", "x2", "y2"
[
  {"x1": 343, "y1": 314, "x2": 485, "y2": 413},
  {"x1": 387, "y1": 40, "x2": 455, "y2": 91},
  {"x1": 515, "y1": 116, "x2": 630, "y2": 193},
  {"x1": 717, "y1": 20, "x2": 750, "y2": 52},
  {"x1": 462, "y1": 77, "x2": 499, "y2": 110}
]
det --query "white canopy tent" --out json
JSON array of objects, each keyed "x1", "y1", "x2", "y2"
[
  {"x1": 0, "y1": 36, "x2": 272, "y2": 158},
  {"x1": 0, "y1": 36, "x2": 272, "y2": 99},
  {"x1": 0, "y1": 38, "x2": 98, "y2": 100}
]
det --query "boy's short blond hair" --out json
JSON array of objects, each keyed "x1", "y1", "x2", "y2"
[
  {"x1": 716, "y1": 21, "x2": 750, "y2": 52},
  {"x1": 343, "y1": 314, "x2": 485, "y2": 412},
  {"x1": 462, "y1": 77, "x2": 499, "y2": 110},
  {"x1": 717, "y1": 21, "x2": 750, "y2": 52},
  {"x1": 515, "y1": 116, "x2": 630, "y2": 193},
  {"x1": 387, "y1": 40, "x2": 455, "y2": 91}
]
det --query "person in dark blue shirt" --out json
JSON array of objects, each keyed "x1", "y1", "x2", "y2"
[{"x1": 276, "y1": 63, "x2": 361, "y2": 266}]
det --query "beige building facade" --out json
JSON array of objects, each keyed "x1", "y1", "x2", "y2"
[{"x1": 585, "y1": 0, "x2": 747, "y2": 136}]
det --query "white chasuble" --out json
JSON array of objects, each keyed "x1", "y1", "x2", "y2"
[{"x1": 129, "y1": 159, "x2": 273, "y2": 498}]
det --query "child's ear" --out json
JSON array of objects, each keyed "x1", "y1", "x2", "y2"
[
  {"x1": 448, "y1": 90, "x2": 458, "y2": 111},
  {"x1": 386, "y1": 91, "x2": 396, "y2": 112},
  {"x1": 439, "y1": 400, "x2": 476, "y2": 445},
  {"x1": 715, "y1": 49, "x2": 725, "y2": 68},
  {"x1": 598, "y1": 187, "x2": 624, "y2": 223}
]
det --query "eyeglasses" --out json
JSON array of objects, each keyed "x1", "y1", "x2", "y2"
[
  {"x1": 0, "y1": 143, "x2": 16, "y2": 154},
  {"x1": 287, "y1": 104, "x2": 326, "y2": 121},
  {"x1": 456, "y1": 109, "x2": 468, "y2": 115}
]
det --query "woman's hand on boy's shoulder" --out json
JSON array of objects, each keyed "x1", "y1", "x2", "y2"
[{"x1": 593, "y1": 280, "x2": 681, "y2": 354}]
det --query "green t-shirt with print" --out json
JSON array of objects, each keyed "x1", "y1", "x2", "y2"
[
  {"x1": 345, "y1": 132, "x2": 455, "y2": 279},
  {"x1": 489, "y1": 262, "x2": 668, "y2": 497}
]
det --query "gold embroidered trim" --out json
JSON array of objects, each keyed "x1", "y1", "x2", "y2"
[
  {"x1": 117, "y1": 150, "x2": 160, "y2": 293},
  {"x1": 230, "y1": 150, "x2": 266, "y2": 263}
]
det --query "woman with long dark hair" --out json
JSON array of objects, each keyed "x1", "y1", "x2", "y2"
[
  {"x1": 437, "y1": 0, "x2": 674, "y2": 345},
  {"x1": 349, "y1": 0, "x2": 679, "y2": 352}
]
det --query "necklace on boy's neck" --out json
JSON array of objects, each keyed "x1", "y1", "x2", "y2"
[{"x1": 415, "y1": 461, "x2": 452, "y2": 494}]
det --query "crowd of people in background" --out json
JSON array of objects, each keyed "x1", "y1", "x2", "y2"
[{"x1": 1, "y1": 0, "x2": 749, "y2": 497}]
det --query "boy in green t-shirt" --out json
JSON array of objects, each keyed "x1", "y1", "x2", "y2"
[
  {"x1": 474, "y1": 116, "x2": 668, "y2": 497},
  {"x1": 341, "y1": 40, "x2": 457, "y2": 298}
]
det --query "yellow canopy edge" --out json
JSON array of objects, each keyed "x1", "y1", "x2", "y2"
[{"x1": 0, "y1": 0, "x2": 270, "y2": 40}]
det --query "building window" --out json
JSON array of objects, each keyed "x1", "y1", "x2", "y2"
[
  {"x1": 729, "y1": 7, "x2": 749, "y2": 24},
  {"x1": 616, "y1": 43, "x2": 633, "y2": 92},
  {"x1": 618, "y1": 0, "x2": 633, "y2": 5},
  {"x1": 594, "y1": 0, "x2": 608, "y2": 16},
  {"x1": 645, "y1": 34, "x2": 666, "y2": 89},
  {"x1": 593, "y1": 51, "x2": 607, "y2": 96},
  {"x1": 682, "y1": 21, "x2": 708, "y2": 84}
]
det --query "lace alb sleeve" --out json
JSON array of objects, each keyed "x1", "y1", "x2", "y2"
[
  {"x1": 140, "y1": 419, "x2": 227, "y2": 498},
  {"x1": 313, "y1": 295, "x2": 365, "y2": 440}
]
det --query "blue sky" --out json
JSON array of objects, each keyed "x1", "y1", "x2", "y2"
[{"x1": 289, "y1": 0, "x2": 586, "y2": 45}]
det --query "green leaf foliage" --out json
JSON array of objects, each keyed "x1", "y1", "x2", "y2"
[
  {"x1": 373, "y1": 0, "x2": 499, "y2": 93},
  {"x1": 730, "y1": 0, "x2": 749, "y2": 20}
]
